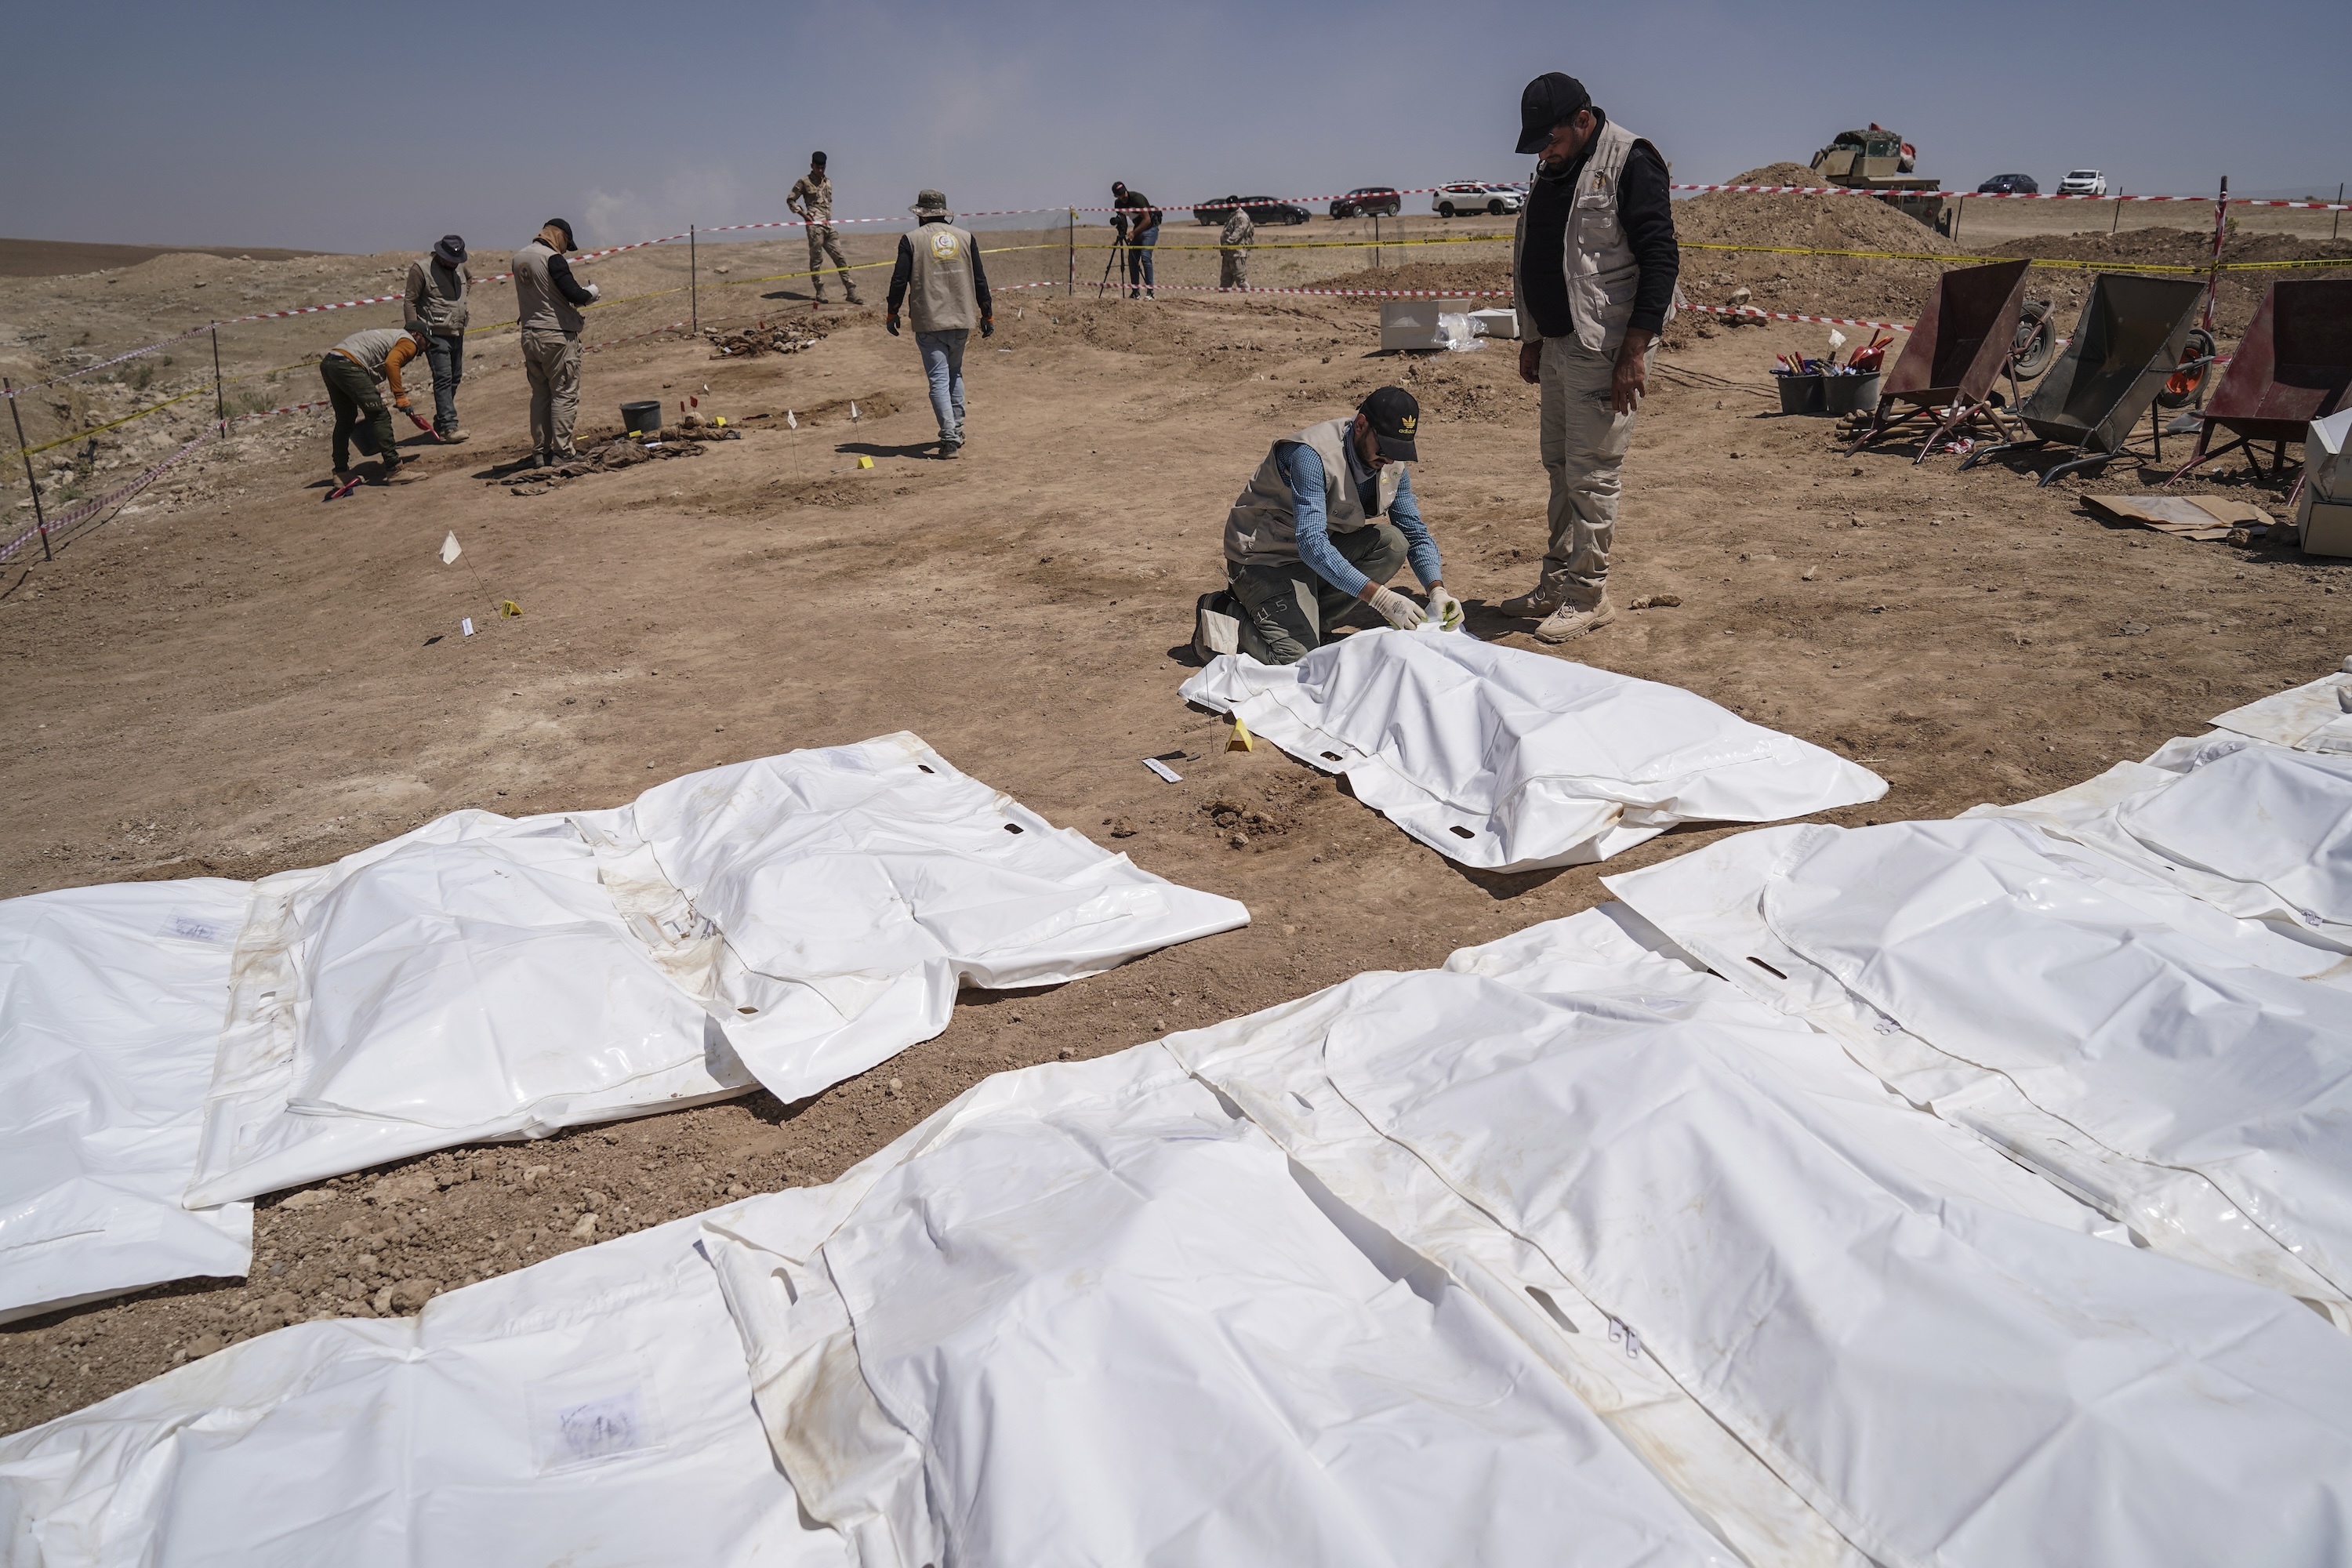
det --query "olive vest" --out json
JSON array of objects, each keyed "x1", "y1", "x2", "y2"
[
  {"x1": 1223, "y1": 418, "x2": 1403, "y2": 568},
  {"x1": 331, "y1": 327, "x2": 416, "y2": 379},
  {"x1": 1512, "y1": 118, "x2": 1670, "y2": 354},
  {"x1": 512, "y1": 240, "x2": 585, "y2": 335},
  {"x1": 905, "y1": 222, "x2": 981, "y2": 333}
]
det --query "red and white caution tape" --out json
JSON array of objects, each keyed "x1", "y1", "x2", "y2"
[
  {"x1": 1668, "y1": 181, "x2": 2348, "y2": 209},
  {"x1": 0, "y1": 431, "x2": 213, "y2": 562}
]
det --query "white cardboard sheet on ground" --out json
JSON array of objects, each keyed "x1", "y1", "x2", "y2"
[
  {"x1": 0, "y1": 1218, "x2": 845, "y2": 1568},
  {"x1": 0, "y1": 883, "x2": 255, "y2": 1327},
  {"x1": 703, "y1": 1044, "x2": 1744, "y2": 1568},
  {"x1": 184, "y1": 733, "x2": 1247, "y2": 1207},
  {"x1": 1174, "y1": 911, "x2": 2352, "y2": 1568},
  {"x1": 1179, "y1": 630, "x2": 1884, "y2": 869}
]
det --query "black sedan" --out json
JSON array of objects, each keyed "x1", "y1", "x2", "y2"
[
  {"x1": 1192, "y1": 196, "x2": 1312, "y2": 227},
  {"x1": 1977, "y1": 172, "x2": 2038, "y2": 194},
  {"x1": 1329, "y1": 186, "x2": 1403, "y2": 220}
]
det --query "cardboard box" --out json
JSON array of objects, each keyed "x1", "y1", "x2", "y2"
[
  {"x1": 2299, "y1": 487, "x2": 2352, "y2": 557},
  {"x1": 2308, "y1": 406, "x2": 2351, "y2": 502},
  {"x1": 1380, "y1": 299, "x2": 1478, "y2": 352}
]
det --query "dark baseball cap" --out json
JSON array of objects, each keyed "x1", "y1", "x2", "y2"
[
  {"x1": 1359, "y1": 387, "x2": 1420, "y2": 462},
  {"x1": 543, "y1": 218, "x2": 576, "y2": 249},
  {"x1": 811, "y1": 151, "x2": 827, "y2": 165},
  {"x1": 1516, "y1": 71, "x2": 1592, "y2": 154}
]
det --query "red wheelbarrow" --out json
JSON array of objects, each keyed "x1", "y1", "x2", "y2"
[
  {"x1": 1849, "y1": 259, "x2": 2032, "y2": 463},
  {"x1": 2167, "y1": 278, "x2": 2352, "y2": 485}
]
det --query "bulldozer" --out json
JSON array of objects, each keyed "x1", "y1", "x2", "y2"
[{"x1": 1809, "y1": 125, "x2": 1955, "y2": 234}]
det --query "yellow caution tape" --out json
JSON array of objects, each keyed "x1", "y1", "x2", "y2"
[{"x1": 1227, "y1": 718, "x2": 1254, "y2": 753}]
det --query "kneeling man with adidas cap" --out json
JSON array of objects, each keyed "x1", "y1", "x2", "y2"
[{"x1": 1210, "y1": 387, "x2": 1461, "y2": 666}]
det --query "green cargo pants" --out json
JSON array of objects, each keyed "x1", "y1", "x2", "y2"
[
  {"x1": 320, "y1": 352, "x2": 396, "y2": 472},
  {"x1": 1226, "y1": 520, "x2": 1409, "y2": 666}
]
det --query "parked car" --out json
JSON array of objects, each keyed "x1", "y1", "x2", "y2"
[
  {"x1": 1978, "y1": 172, "x2": 2038, "y2": 195},
  {"x1": 1432, "y1": 181, "x2": 1523, "y2": 217},
  {"x1": 2056, "y1": 169, "x2": 2109, "y2": 197},
  {"x1": 1330, "y1": 186, "x2": 1403, "y2": 220},
  {"x1": 1191, "y1": 195, "x2": 1311, "y2": 227}
]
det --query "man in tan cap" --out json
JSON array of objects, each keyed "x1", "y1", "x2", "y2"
[
  {"x1": 787, "y1": 152, "x2": 863, "y2": 306},
  {"x1": 885, "y1": 191, "x2": 993, "y2": 458}
]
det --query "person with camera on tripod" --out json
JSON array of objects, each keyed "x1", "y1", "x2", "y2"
[{"x1": 1111, "y1": 181, "x2": 1159, "y2": 299}]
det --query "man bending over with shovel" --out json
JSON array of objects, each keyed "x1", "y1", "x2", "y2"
[
  {"x1": 1215, "y1": 387, "x2": 1462, "y2": 665},
  {"x1": 320, "y1": 325, "x2": 431, "y2": 488}
]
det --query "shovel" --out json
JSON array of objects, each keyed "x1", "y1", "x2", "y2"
[
  {"x1": 401, "y1": 408, "x2": 445, "y2": 442},
  {"x1": 325, "y1": 472, "x2": 364, "y2": 502}
]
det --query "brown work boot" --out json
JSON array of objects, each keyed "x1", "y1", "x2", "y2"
[
  {"x1": 844, "y1": 289, "x2": 865, "y2": 306},
  {"x1": 440, "y1": 426, "x2": 470, "y2": 444},
  {"x1": 1535, "y1": 586, "x2": 1617, "y2": 643},
  {"x1": 1498, "y1": 583, "x2": 1563, "y2": 619}
]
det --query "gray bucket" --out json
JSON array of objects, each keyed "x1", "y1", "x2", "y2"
[
  {"x1": 1823, "y1": 372, "x2": 1882, "y2": 415},
  {"x1": 1775, "y1": 373, "x2": 1825, "y2": 415},
  {"x1": 621, "y1": 400, "x2": 662, "y2": 434}
]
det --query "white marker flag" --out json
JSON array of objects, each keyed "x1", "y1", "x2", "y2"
[{"x1": 440, "y1": 532, "x2": 463, "y2": 566}]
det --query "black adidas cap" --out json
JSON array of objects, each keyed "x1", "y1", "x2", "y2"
[
  {"x1": 1517, "y1": 72, "x2": 1592, "y2": 155},
  {"x1": 1359, "y1": 386, "x2": 1420, "y2": 463}
]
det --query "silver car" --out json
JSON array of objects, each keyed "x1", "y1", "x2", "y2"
[
  {"x1": 1432, "y1": 181, "x2": 1524, "y2": 217},
  {"x1": 2056, "y1": 169, "x2": 2109, "y2": 197}
]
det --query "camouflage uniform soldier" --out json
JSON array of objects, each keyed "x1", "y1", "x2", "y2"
[
  {"x1": 787, "y1": 151, "x2": 864, "y2": 305},
  {"x1": 1218, "y1": 203, "x2": 1254, "y2": 291}
]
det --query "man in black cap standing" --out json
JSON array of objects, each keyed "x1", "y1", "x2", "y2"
[
  {"x1": 1504, "y1": 71, "x2": 1679, "y2": 642},
  {"x1": 1218, "y1": 387, "x2": 1462, "y2": 665},
  {"x1": 511, "y1": 219, "x2": 599, "y2": 465},
  {"x1": 403, "y1": 235, "x2": 471, "y2": 441},
  {"x1": 1110, "y1": 181, "x2": 1159, "y2": 299}
]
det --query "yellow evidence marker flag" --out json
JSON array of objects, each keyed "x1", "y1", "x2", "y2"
[
  {"x1": 499, "y1": 600, "x2": 524, "y2": 619},
  {"x1": 1227, "y1": 718, "x2": 1254, "y2": 753}
]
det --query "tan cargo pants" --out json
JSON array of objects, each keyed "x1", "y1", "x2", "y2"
[
  {"x1": 1219, "y1": 251, "x2": 1249, "y2": 290},
  {"x1": 1538, "y1": 332, "x2": 1656, "y2": 597},
  {"x1": 522, "y1": 328, "x2": 583, "y2": 458},
  {"x1": 806, "y1": 224, "x2": 861, "y2": 302}
]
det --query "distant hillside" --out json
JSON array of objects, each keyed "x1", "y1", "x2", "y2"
[{"x1": 0, "y1": 237, "x2": 336, "y2": 278}]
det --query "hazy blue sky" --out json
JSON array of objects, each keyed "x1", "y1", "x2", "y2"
[{"x1": 6, "y1": 0, "x2": 2345, "y2": 253}]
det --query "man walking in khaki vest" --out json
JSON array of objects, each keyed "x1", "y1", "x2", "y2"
[
  {"x1": 1504, "y1": 72, "x2": 1680, "y2": 642},
  {"x1": 885, "y1": 191, "x2": 993, "y2": 458},
  {"x1": 512, "y1": 219, "x2": 599, "y2": 466},
  {"x1": 788, "y1": 153, "x2": 864, "y2": 306},
  {"x1": 1220, "y1": 387, "x2": 1462, "y2": 665}
]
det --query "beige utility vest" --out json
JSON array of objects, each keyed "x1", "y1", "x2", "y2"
[
  {"x1": 906, "y1": 222, "x2": 980, "y2": 333},
  {"x1": 332, "y1": 327, "x2": 414, "y2": 378},
  {"x1": 405, "y1": 258, "x2": 468, "y2": 336},
  {"x1": 1513, "y1": 118, "x2": 1669, "y2": 354},
  {"x1": 1223, "y1": 418, "x2": 1403, "y2": 567},
  {"x1": 512, "y1": 241, "x2": 585, "y2": 334}
]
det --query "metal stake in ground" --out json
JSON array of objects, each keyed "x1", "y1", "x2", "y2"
[
  {"x1": 1067, "y1": 209, "x2": 1076, "y2": 298},
  {"x1": 690, "y1": 226, "x2": 698, "y2": 333},
  {"x1": 5, "y1": 378, "x2": 53, "y2": 561},
  {"x1": 2201, "y1": 175, "x2": 2229, "y2": 333},
  {"x1": 210, "y1": 324, "x2": 226, "y2": 436}
]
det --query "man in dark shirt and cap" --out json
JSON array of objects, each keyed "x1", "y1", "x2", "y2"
[{"x1": 1504, "y1": 72, "x2": 1680, "y2": 642}]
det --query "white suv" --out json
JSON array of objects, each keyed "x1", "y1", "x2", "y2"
[
  {"x1": 1432, "y1": 182, "x2": 1524, "y2": 217},
  {"x1": 2056, "y1": 169, "x2": 2109, "y2": 197}
]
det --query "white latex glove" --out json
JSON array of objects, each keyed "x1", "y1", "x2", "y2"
[
  {"x1": 1425, "y1": 587, "x2": 1464, "y2": 631},
  {"x1": 1366, "y1": 584, "x2": 1428, "y2": 632},
  {"x1": 584, "y1": 281, "x2": 601, "y2": 300}
]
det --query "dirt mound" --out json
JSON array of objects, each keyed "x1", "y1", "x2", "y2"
[
  {"x1": 0, "y1": 238, "x2": 336, "y2": 280},
  {"x1": 1725, "y1": 162, "x2": 1825, "y2": 187},
  {"x1": 1997, "y1": 228, "x2": 2352, "y2": 340},
  {"x1": 1679, "y1": 182, "x2": 1947, "y2": 259}
]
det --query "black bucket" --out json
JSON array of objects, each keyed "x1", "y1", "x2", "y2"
[
  {"x1": 1775, "y1": 373, "x2": 1824, "y2": 415},
  {"x1": 1823, "y1": 372, "x2": 1881, "y2": 415},
  {"x1": 621, "y1": 400, "x2": 662, "y2": 434}
]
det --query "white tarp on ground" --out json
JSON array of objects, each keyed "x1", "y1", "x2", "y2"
[
  {"x1": 0, "y1": 1218, "x2": 846, "y2": 1568},
  {"x1": 1969, "y1": 731, "x2": 2352, "y2": 963},
  {"x1": 1171, "y1": 911, "x2": 2352, "y2": 1568},
  {"x1": 702, "y1": 1042, "x2": 1750, "y2": 1568},
  {"x1": 1607, "y1": 819, "x2": 2352, "y2": 1322},
  {"x1": 2212, "y1": 667, "x2": 2352, "y2": 752},
  {"x1": 0, "y1": 884, "x2": 255, "y2": 1327},
  {"x1": 1179, "y1": 630, "x2": 1885, "y2": 869},
  {"x1": 7, "y1": 734, "x2": 1243, "y2": 1321},
  {"x1": 184, "y1": 732, "x2": 1245, "y2": 1207}
]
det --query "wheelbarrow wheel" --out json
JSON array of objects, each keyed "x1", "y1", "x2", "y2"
[
  {"x1": 2156, "y1": 328, "x2": 2215, "y2": 410},
  {"x1": 2010, "y1": 301, "x2": 2058, "y2": 379}
]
